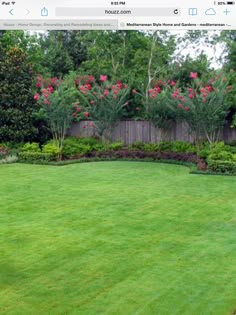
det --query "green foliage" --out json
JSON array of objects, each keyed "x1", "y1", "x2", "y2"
[
  {"x1": 196, "y1": 141, "x2": 234, "y2": 159},
  {"x1": 0, "y1": 47, "x2": 37, "y2": 142},
  {"x1": 0, "y1": 31, "x2": 45, "y2": 73},
  {"x1": 129, "y1": 141, "x2": 145, "y2": 150},
  {"x1": 78, "y1": 78, "x2": 130, "y2": 141},
  {"x1": 76, "y1": 137, "x2": 99, "y2": 146},
  {"x1": 62, "y1": 137, "x2": 92, "y2": 157},
  {"x1": 92, "y1": 143, "x2": 107, "y2": 151},
  {"x1": 174, "y1": 75, "x2": 231, "y2": 143},
  {"x1": 36, "y1": 72, "x2": 80, "y2": 156},
  {"x1": 108, "y1": 141, "x2": 124, "y2": 151},
  {"x1": 170, "y1": 54, "x2": 212, "y2": 87},
  {"x1": 170, "y1": 141, "x2": 196, "y2": 153},
  {"x1": 197, "y1": 144, "x2": 211, "y2": 159},
  {"x1": 208, "y1": 150, "x2": 233, "y2": 161},
  {"x1": 42, "y1": 141, "x2": 61, "y2": 155},
  {"x1": 80, "y1": 31, "x2": 175, "y2": 83},
  {"x1": 0, "y1": 154, "x2": 18, "y2": 164},
  {"x1": 0, "y1": 141, "x2": 23, "y2": 150},
  {"x1": 129, "y1": 140, "x2": 196, "y2": 153},
  {"x1": 21, "y1": 142, "x2": 41, "y2": 153},
  {"x1": 207, "y1": 159, "x2": 236, "y2": 174},
  {"x1": 157, "y1": 141, "x2": 173, "y2": 152},
  {"x1": 143, "y1": 143, "x2": 159, "y2": 152},
  {"x1": 144, "y1": 85, "x2": 176, "y2": 133},
  {"x1": 18, "y1": 152, "x2": 55, "y2": 161}
]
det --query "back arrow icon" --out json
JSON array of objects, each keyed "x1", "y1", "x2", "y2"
[{"x1": 9, "y1": 9, "x2": 13, "y2": 15}]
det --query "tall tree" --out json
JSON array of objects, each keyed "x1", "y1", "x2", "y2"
[{"x1": 0, "y1": 47, "x2": 37, "y2": 142}]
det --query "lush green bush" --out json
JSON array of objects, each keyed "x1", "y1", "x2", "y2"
[
  {"x1": 197, "y1": 141, "x2": 235, "y2": 159},
  {"x1": 42, "y1": 141, "x2": 61, "y2": 155},
  {"x1": 108, "y1": 141, "x2": 124, "y2": 151},
  {"x1": 208, "y1": 150, "x2": 233, "y2": 161},
  {"x1": 92, "y1": 143, "x2": 107, "y2": 151},
  {"x1": 156, "y1": 141, "x2": 173, "y2": 152},
  {"x1": 21, "y1": 142, "x2": 41, "y2": 153},
  {"x1": 170, "y1": 141, "x2": 196, "y2": 153},
  {"x1": 129, "y1": 140, "x2": 196, "y2": 153},
  {"x1": 62, "y1": 137, "x2": 92, "y2": 157},
  {"x1": 228, "y1": 146, "x2": 236, "y2": 154},
  {"x1": 76, "y1": 137, "x2": 99, "y2": 147},
  {"x1": 19, "y1": 152, "x2": 55, "y2": 161},
  {"x1": 129, "y1": 141, "x2": 145, "y2": 150},
  {"x1": 207, "y1": 159, "x2": 236, "y2": 174},
  {"x1": 143, "y1": 143, "x2": 159, "y2": 152}
]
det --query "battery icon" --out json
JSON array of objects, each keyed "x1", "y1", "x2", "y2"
[{"x1": 227, "y1": 1, "x2": 235, "y2": 4}]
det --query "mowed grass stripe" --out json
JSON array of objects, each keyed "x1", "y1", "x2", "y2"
[{"x1": 0, "y1": 162, "x2": 236, "y2": 315}]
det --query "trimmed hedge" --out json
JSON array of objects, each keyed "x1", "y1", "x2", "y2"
[
  {"x1": 18, "y1": 152, "x2": 55, "y2": 162},
  {"x1": 207, "y1": 159, "x2": 236, "y2": 174}
]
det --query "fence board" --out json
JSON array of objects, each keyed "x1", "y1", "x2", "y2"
[{"x1": 69, "y1": 120, "x2": 236, "y2": 144}]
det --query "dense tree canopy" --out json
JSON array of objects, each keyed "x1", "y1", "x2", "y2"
[{"x1": 0, "y1": 30, "x2": 235, "y2": 144}]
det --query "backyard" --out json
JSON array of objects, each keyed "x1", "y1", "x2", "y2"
[{"x1": 1, "y1": 161, "x2": 236, "y2": 315}]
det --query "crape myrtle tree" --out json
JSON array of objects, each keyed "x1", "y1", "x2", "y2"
[
  {"x1": 0, "y1": 46, "x2": 37, "y2": 143},
  {"x1": 172, "y1": 72, "x2": 233, "y2": 143},
  {"x1": 133, "y1": 79, "x2": 178, "y2": 140},
  {"x1": 34, "y1": 72, "x2": 80, "y2": 158},
  {"x1": 77, "y1": 74, "x2": 130, "y2": 142}
]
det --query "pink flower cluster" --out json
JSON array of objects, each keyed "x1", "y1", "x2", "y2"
[
  {"x1": 75, "y1": 75, "x2": 95, "y2": 86},
  {"x1": 36, "y1": 76, "x2": 59, "y2": 89},
  {"x1": 77, "y1": 76, "x2": 129, "y2": 102},
  {"x1": 79, "y1": 84, "x2": 92, "y2": 94},
  {"x1": 34, "y1": 76, "x2": 61, "y2": 105},
  {"x1": 148, "y1": 87, "x2": 161, "y2": 99}
]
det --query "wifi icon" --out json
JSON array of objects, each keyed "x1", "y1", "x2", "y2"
[{"x1": 12, "y1": 1, "x2": 15, "y2": 4}]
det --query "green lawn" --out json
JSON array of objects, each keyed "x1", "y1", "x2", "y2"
[{"x1": 0, "y1": 162, "x2": 236, "y2": 315}]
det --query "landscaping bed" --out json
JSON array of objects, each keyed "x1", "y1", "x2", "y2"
[{"x1": 2, "y1": 137, "x2": 236, "y2": 175}]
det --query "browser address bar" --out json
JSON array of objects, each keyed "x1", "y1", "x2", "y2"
[{"x1": 55, "y1": 7, "x2": 181, "y2": 17}]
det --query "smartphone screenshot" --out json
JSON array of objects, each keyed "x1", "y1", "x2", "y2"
[{"x1": 0, "y1": 1, "x2": 236, "y2": 314}]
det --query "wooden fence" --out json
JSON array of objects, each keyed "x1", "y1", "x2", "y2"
[{"x1": 69, "y1": 120, "x2": 236, "y2": 144}]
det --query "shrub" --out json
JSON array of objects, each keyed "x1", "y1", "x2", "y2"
[
  {"x1": 18, "y1": 152, "x2": 55, "y2": 161},
  {"x1": 196, "y1": 142, "x2": 211, "y2": 159},
  {"x1": 228, "y1": 146, "x2": 236, "y2": 154},
  {"x1": 157, "y1": 141, "x2": 173, "y2": 152},
  {"x1": 92, "y1": 143, "x2": 106, "y2": 151},
  {"x1": 171, "y1": 141, "x2": 196, "y2": 153},
  {"x1": 207, "y1": 159, "x2": 236, "y2": 174},
  {"x1": 129, "y1": 141, "x2": 145, "y2": 150},
  {"x1": 0, "y1": 142, "x2": 23, "y2": 150},
  {"x1": 0, "y1": 154, "x2": 18, "y2": 164},
  {"x1": 208, "y1": 150, "x2": 233, "y2": 161},
  {"x1": 42, "y1": 141, "x2": 61, "y2": 155},
  {"x1": 108, "y1": 141, "x2": 124, "y2": 151},
  {"x1": 0, "y1": 145, "x2": 10, "y2": 156},
  {"x1": 143, "y1": 143, "x2": 159, "y2": 152},
  {"x1": 62, "y1": 137, "x2": 92, "y2": 157},
  {"x1": 21, "y1": 142, "x2": 41, "y2": 153},
  {"x1": 76, "y1": 137, "x2": 99, "y2": 147}
]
